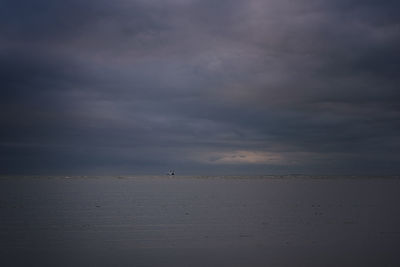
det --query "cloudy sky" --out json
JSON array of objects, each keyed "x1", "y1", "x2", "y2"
[{"x1": 1, "y1": 0, "x2": 399, "y2": 175}]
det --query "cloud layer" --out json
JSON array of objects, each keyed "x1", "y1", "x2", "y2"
[{"x1": 1, "y1": 0, "x2": 400, "y2": 174}]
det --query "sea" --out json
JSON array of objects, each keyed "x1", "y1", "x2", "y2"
[{"x1": 1, "y1": 175, "x2": 400, "y2": 266}]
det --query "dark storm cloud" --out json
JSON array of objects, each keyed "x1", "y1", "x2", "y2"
[
  {"x1": 0, "y1": 0, "x2": 167, "y2": 43},
  {"x1": 1, "y1": 0, "x2": 399, "y2": 174}
]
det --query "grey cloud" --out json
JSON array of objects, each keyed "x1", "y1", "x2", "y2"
[
  {"x1": 1, "y1": 0, "x2": 399, "y2": 174},
  {"x1": 0, "y1": 0, "x2": 168, "y2": 43}
]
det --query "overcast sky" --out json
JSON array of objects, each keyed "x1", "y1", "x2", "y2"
[{"x1": 1, "y1": 0, "x2": 399, "y2": 175}]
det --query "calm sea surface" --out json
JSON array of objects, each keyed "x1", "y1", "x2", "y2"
[{"x1": 1, "y1": 175, "x2": 400, "y2": 266}]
